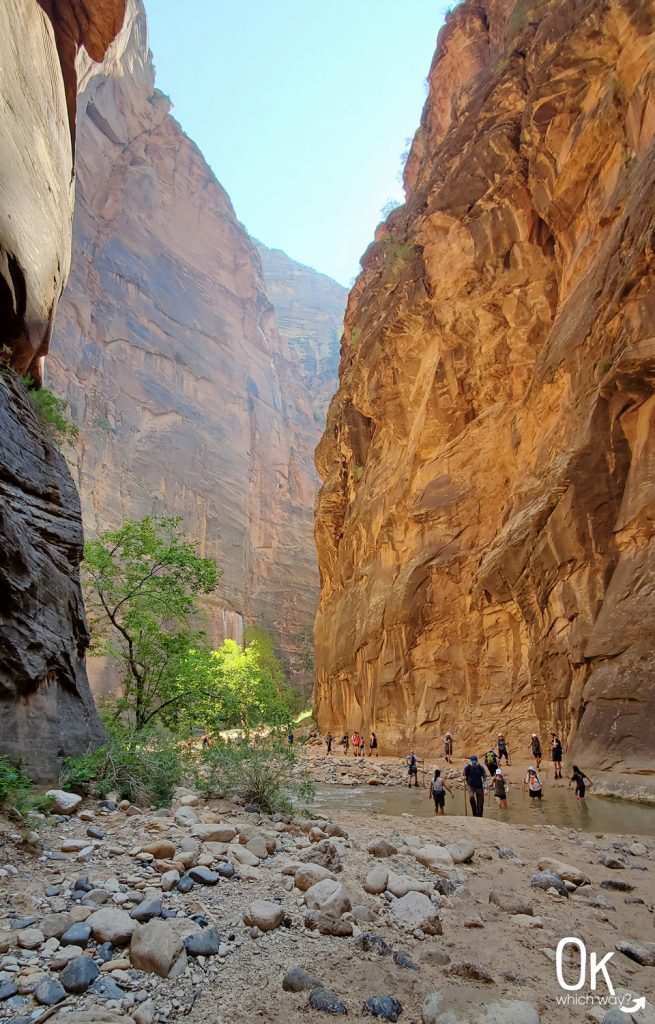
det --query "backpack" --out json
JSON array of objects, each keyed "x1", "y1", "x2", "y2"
[{"x1": 486, "y1": 752, "x2": 497, "y2": 768}]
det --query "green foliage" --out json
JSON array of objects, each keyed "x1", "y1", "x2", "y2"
[
  {"x1": 60, "y1": 723, "x2": 185, "y2": 807},
  {"x1": 194, "y1": 738, "x2": 314, "y2": 813},
  {"x1": 596, "y1": 357, "x2": 614, "y2": 379},
  {"x1": 17, "y1": 374, "x2": 78, "y2": 445},
  {"x1": 82, "y1": 516, "x2": 220, "y2": 730},
  {"x1": 380, "y1": 238, "x2": 417, "y2": 275},
  {"x1": 350, "y1": 327, "x2": 362, "y2": 348},
  {"x1": 0, "y1": 757, "x2": 49, "y2": 823}
]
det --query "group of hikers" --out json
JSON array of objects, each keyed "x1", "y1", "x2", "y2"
[
  {"x1": 325, "y1": 731, "x2": 378, "y2": 756},
  {"x1": 425, "y1": 730, "x2": 592, "y2": 817}
]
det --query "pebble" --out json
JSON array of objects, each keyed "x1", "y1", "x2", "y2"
[
  {"x1": 130, "y1": 899, "x2": 162, "y2": 923},
  {"x1": 187, "y1": 867, "x2": 218, "y2": 886},
  {"x1": 0, "y1": 980, "x2": 18, "y2": 1000},
  {"x1": 176, "y1": 875, "x2": 195, "y2": 893},
  {"x1": 61, "y1": 923, "x2": 92, "y2": 947},
  {"x1": 89, "y1": 976, "x2": 124, "y2": 1000},
  {"x1": 243, "y1": 900, "x2": 284, "y2": 932},
  {"x1": 357, "y1": 933, "x2": 391, "y2": 956},
  {"x1": 392, "y1": 951, "x2": 419, "y2": 970},
  {"x1": 600, "y1": 879, "x2": 634, "y2": 892},
  {"x1": 530, "y1": 872, "x2": 568, "y2": 898},
  {"x1": 184, "y1": 927, "x2": 221, "y2": 957},
  {"x1": 16, "y1": 929, "x2": 44, "y2": 950}
]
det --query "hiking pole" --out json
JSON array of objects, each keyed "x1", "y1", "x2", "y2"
[{"x1": 463, "y1": 784, "x2": 468, "y2": 817}]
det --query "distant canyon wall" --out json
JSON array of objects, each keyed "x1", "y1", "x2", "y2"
[
  {"x1": 315, "y1": 0, "x2": 655, "y2": 772},
  {"x1": 49, "y1": 0, "x2": 345, "y2": 696},
  {"x1": 0, "y1": 0, "x2": 125, "y2": 778}
]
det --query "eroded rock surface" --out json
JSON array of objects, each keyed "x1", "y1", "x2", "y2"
[
  {"x1": 49, "y1": 1, "x2": 345, "y2": 694},
  {"x1": 314, "y1": 0, "x2": 655, "y2": 770},
  {"x1": 0, "y1": 0, "x2": 125, "y2": 778}
]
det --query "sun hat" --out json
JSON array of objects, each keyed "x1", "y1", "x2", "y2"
[{"x1": 495, "y1": 769, "x2": 502, "y2": 776}]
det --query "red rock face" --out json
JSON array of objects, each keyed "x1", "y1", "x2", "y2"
[
  {"x1": 49, "y1": 1, "x2": 345, "y2": 696},
  {"x1": 314, "y1": 0, "x2": 655, "y2": 773}
]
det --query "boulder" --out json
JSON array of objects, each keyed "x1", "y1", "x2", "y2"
[
  {"x1": 245, "y1": 836, "x2": 269, "y2": 860},
  {"x1": 615, "y1": 940, "x2": 655, "y2": 966},
  {"x1": 34, "y1": 978, "x2": 67, "y2": 1006},
  {"x1": 298, "y1": 839, "x2": 341, "y2": 872},
  {"x1": 530, "y1": 872, "x2": 569, "y2": 898},
  {"x1": 184, "y1": 927, "x2": 221, "y2": 957},
  {"x1": 295, "y1": 864, "x2": 337, "y2": 891},
  {"x1": 385, "y1": 870, "x2": 431, "y2": 898},
  {"x1": 367, "y1": 838, "x2": 398, "y2": 858},
  {"x1": 448, "y1": 840, "x2": 475, "y2": 864},
  {"x1": 364, "y1": 865, "x2": 389, "y2": 895},
  {"x1": 415, "y1": 844, "x2": 454, "y2": 876},
  {"x1": 140, "y1": 841, "x2": 175, "y2": 860},
  {"x1": 17, "y1": 927, "x2": 44, "y2": 949},
  {"x1": 537, "y1": 858, "x2": 589, "y2": 886},
  {"x1": 304, "y1": 911, "x2": 353, "y2": 936},
  {"x1": 174, "y1": 806, "x2": 199, "y2": 827},
  {"x1": 282, "y1": 966, "x2": 322, "y2": 992},
  {"x1": 88, "y1": 908, "x2": 136, "y2": 945},
  {"x1": 489, "y1": 893, "x2": 534, "y2": 916},
  {"x1": 309, "y1": 988, "x2": 348, "y2": 1015},
  {"x1": 45, "y1": 790, "x2": 82, "y2": 814},
  {"x1": 130, "y1": 919, "x2": 187, "y2": 978},
  {"x1": 243, "y1": 900, "x2": 285, "y2": 932},
  {"x1": 60, "y1": 956, "x2": 100, "y2": 993},
  {"x1": 304, "y1": 879, "x2": 351, "y2": 919},
  {"x1": 390, "y1": 892, "x2": 442, "y2": 935},
  {"x1": 191, "y1": 823, "x2": 236, "y2": 843}
]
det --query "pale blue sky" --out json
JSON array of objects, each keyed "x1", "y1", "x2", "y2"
[{"x1": 145, "y1": 2, "x2": 451, "y2": 285}]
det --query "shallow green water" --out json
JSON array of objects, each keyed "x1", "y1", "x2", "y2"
[{"x1": 311, "y1": 781, "x2": 655, "y2": 837}]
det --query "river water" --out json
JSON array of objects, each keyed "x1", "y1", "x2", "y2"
[{"x1": 311, "y1": 782, "x2": 655, "y2": 837}]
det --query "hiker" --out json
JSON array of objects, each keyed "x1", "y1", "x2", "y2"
[
  {"x1": 406, "y1": 751, "x2": 419, "y2": 788},
  {"x1": 497, "y1": 733, "x2": 510, "y2": 764},
  {"x1": 352, "y1": 732, "x2": 361, "y2": 757},
  {"x1": 463, "y1": 755, "x2": 487, "y2": 816},
  {"x1": 525, "y1": 765, "x2": 542, "y2": 800},
  {"x1": 341, "y1": 733, "x2": 349, "y2": 754},
  {"x1": 550, "y1": 733, "x2": 563, "y2": 779},
  {"x1": 287, "y1": 731, "x2": 294, "y2": 747},
  {"x1": 569, "y1": 765, "x2": 593, "y2": 799},
  {"x1": 494, "y1": 768, "x2": 508, "y2": 808},
  {"x1": 429, "y1": 769, "x2": 452, "y2": 815},
  {"x1": 326, "y1": 732, "x2": 333, "y2": 755},
  {"x1": 485, "y1": 749, "x2": 499, "y2": 776},
  {"x1": 531, "y1": 733, "x2": 542, "y2": 769},
  {"x1": 202, "y1": 734, "x2": 210, "y2": 749},
  {"x1": 443, "y1": 732, "x2": 453, "y2": 764},
  {"x1": 369, "y1": 732, "x2": 379, "y2": 757}
]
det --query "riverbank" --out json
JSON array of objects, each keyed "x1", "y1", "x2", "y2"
[
  {"x1": 0, "y1": 779, "x2": 654, "y2": 1024},
  {"x1": 301, "y1": 740, "x2": 655, "y2": 804}
]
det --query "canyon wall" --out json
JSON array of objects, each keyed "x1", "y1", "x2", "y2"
[
  {"x1": 315, "y1": 0, "x2": 655, "y2": 773},
  {"x1": 49, "y1": 2, "x2": 345, "y2": 696},
  {"x1": 0, "y1": 0, "x2": 125, "y2": 777}
]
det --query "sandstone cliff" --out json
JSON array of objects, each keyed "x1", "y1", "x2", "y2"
[
  {"x1": 315, "y1": 0, "x2": 655, "y2": 774},
  {"x1": 0, "y1": 0, "x2": 125, "y2": 777},
  {"x1": 49, "y1": 2, "x2": 345, "y2": 696}
]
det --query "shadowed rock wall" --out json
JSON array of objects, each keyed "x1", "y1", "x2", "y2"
[
  {"x1": 314, "y1": 0, "x2": 655, "y2": 773},
  {"x1": 0, "y1": 0, "x2": 125, "y2": 778}
]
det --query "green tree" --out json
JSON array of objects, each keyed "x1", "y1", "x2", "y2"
[{"x1": 82, "y1": 516, "x2": 219, "y2": 730}]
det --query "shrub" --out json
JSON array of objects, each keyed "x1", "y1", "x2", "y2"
[
  {"x1": 60, "y1": 725, "x2": 185, "y2": 807},
  {"x1": 194, "y1": 739, "x2": 314, "y2": 814},
  {"x1": 0, "y1": 757, "x2": 49, "y2": 823},
  {"x1": 19, "y1": 375, "x2": 78, "y2": 445}
]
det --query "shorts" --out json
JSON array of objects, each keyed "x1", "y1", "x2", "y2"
[
  {"x1": 433, "y1": 792, "x2": 445, "y2": 809},
  {"x1": 528, "y1": 789, "x2": 542, "y2": 799},
  {"x1": 576, "y1": 784, "x2": 586, "y2": 798},
  {"x1": 408, "y1": 766, "x2": 417, "y2": 776}
]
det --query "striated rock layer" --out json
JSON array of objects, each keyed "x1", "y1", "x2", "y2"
[
  {"x1": 0, "y1": 0, "x2": 125, "y2": 777},
  {"x1": 49, "y1": 1, "x2": 345, "y2": 696},
  {"x1": 315, "y1": 0, "x2": 655, "y2": 773}
]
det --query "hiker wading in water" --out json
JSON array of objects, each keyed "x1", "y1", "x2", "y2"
[
  {"x1": 497, "y1": 733, "x2": 510, "y2": 764},
  {"x1": 326, "y1": 732, "x2": 333, "y2": 755},
  {"x1": 406, "y1": 751, "x2": 419, "y2": 788},
  {"x1": 429, "y1": 769, "x2": 452, "y2": 815},
  {"x1": 531, "y1": 733, "x2": 542, "y2": 769},
  {"x1": 570, "y1": 765, "x2": 593, "y2": 799},
  {"x1": 463, "y1": 755, "x2": 487, "y2": 816},
  {"x1": 443, "y1": 732, "x2": 453, "y2": 763},
  {"x1": 494, "y1": 768, "x2": 508, "y2": 808},
  {"x1": 369, "y1": 732, "x2": 378, "y2": 757},
  {"x1": 550, "y1": 733, "x2": 563, "y2": 779},
  {"x1": 525, "y1": 765, "x2": 543, "y2": 800}
]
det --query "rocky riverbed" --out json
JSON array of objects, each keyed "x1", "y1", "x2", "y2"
[{"x1": 0, "y1": 786, "x2": 653, "y2": 1024}]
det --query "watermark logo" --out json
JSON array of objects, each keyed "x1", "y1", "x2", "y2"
[{"x1": 555, "y1": 937, "x2": 645, "y2": 1014}]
